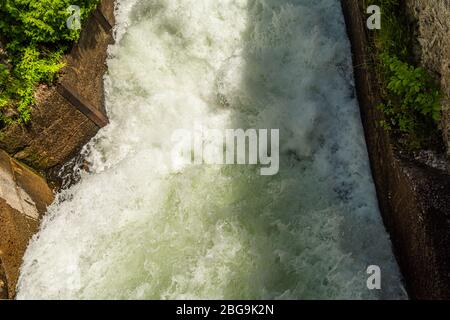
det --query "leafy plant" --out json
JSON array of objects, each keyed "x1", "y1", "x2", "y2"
[
  {"x1": 0, "y1": 0, "x2": 99, "y2": 126},
  {"x1": 367, "y1": 0, "x2": 443, "y2": 150},
  {"x1": 380, "y1": 52, "x2": 441, "y2": 124}
]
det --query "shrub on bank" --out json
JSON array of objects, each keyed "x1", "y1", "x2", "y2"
[
  {"x1": 368, "y1": 0, "x2": 443, "y2": 150},
  {"x1": 0, "y1": 0, "x2": 98, "y2": 126}
]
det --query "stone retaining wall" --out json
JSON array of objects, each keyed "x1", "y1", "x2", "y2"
[
  {"x1": 0, "y1": 0, "x2": 115, "y2": 172},
  {"x1": 0, "y1": 150, "x2": 53, "y2": 299},
  {"x1": 341, "y1": 0, "x2": 450, "y2": 299},
  {"x1": 0, "y1": 0, "x2": 115, "y2": 299}
]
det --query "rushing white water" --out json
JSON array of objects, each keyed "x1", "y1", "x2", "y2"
[{"x1": 17, "y1": 0, "x2": 406, "y2": 299}]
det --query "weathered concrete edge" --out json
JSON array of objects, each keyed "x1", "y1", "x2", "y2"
[
  {"x1": 340, "y1": 0, "x2": 450, "y2": 299},
  {"x1": 57, "y1": 2, "x2": 112, "y2": 128},
  {"x1": 57, "y1": 83, "x2": 109, "y2": 128}
]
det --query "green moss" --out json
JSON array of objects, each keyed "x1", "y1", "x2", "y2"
[
  {"x1": 0, "y1": 0, "x2": 99, "y2": 127},
  {"x1": 367, "y1": 0, "x2": 443, "y2": 150}
]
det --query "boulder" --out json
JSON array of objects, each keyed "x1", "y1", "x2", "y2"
[{"x1": 0, "y1": 150, "x2": 53, "y2": 299}]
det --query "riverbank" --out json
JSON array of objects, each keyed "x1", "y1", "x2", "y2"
[
  {"x1": 0, "y1": 0, "x2": 115, "y2": 299},
  {"x1": 0, "y1": 0, "x2": 114, "y2": 182},
  {"x1": 15, "y1": 0, "x2": 406, "y2": 300},
  {"x1": 1, "y1": 0, "x2": 449, "y2": 300},
  {"x1": 341, "y1": 0, "x2": 450, "y2": 299}
]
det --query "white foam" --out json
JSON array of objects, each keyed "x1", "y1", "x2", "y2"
[{"x1": 17, "y1": 0, "x2": 406, "y2": 299}]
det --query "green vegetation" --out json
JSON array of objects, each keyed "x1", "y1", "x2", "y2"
[
  {"x1": 0, "y1": 0, "x2": 98, "y2": 127},
  {"x1": 368, "y1": 0, "x2": 443, "y2": 150}
]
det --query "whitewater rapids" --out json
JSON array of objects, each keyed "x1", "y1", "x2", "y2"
[{"x1": 17, "y1": 0, "x2": 406, "y2": 299}]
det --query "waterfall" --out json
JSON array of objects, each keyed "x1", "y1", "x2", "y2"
[{"x1": 17, "y1": 0, "x2": 405, "y2": 299}]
